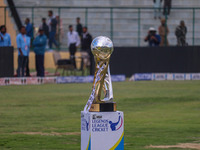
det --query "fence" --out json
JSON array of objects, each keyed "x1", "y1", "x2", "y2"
[{"x1": 1, "y1": 6, "x2": 200, "y2": 48}]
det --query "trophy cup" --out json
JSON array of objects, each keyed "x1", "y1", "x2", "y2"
[
  {"x1": 84, "y1": 36, "x2": 116, "y2": 112},
  {"x1": 81, "y1": 36, "x2": 124, "y2": 150}
]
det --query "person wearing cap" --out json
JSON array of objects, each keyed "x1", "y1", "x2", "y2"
[
  {"x1": 159, "y1": 18, "x2": 169, "y2": 46},
  {"x1": 33, "y1": 27, "x2": 47, "y2": 77},
  {"x1": 144, "y1": 27, "x2": 161, "y2": 47}
]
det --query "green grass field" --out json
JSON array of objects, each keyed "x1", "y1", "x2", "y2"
[{"x1": 0, "y1": 81, "x2": 200, "y2": 150}]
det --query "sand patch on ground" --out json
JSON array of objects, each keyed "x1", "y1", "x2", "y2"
[
  {"x1": 12, "y1": 132, "x2": 80, "y2": 136},
  {"x1": 146, "y1": 143, "x2": 200, "y2": 150}
]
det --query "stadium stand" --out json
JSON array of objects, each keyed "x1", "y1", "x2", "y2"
[{"x1": 11, "y1": 0, "x2": 200, "y2": 47}]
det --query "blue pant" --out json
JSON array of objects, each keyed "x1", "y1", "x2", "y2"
[
  {"x1": 35, "y1": 54, "x2": 44, "y2": 77},
  {"x1": 17, "y1": 55, "x2": 28, "y2": 77},
  {"x1": 49, "y1": 31, "x2": 58, "y2": 48}
]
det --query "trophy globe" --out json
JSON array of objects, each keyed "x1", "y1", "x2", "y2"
[{"x1": 91, "y1": 36, "x2": 114, "y2": 60}]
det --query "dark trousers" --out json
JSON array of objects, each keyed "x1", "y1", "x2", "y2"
[
  {"x1": 26, "y1": 57, "x2": 30, "y2": 76},
  {"x1": 69, "y1": 43, "x2": 77, "y2": 68},
  {"x1": 35, "y1": 54, "x2": 44, "y2": 77},
  {"x1": 163, "y1": 4, "x2": 171, "y2": 15},
  {"x1": 17, "y1": 55, "x2": 28, "y2": 77},
  {"x1": 49, "y1": 31, "x2": 58, "y2": 48}
]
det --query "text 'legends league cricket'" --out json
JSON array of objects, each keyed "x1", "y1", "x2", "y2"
[{"x1": 81, "y1": 36, "x2": 124, "y2": 150}]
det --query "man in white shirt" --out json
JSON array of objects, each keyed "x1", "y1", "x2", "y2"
[{"x1": 67, "y1": 25, "x2": 80, "y2": 69}]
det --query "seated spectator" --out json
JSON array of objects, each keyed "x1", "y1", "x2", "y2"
[
  {"x1": 144, "y1": 27, "x2": 161, "y2": 47},
  {"x1": 33, "y1": 27, "x2": 47, "y2": 77},
  {"x1": 0, "y1": 25, "x2": 11, "y2": 47},
  {"x1": 175, "y1": 20, "x2": 187, "y2": 46}
]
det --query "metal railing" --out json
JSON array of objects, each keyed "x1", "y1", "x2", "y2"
[{"x1": 1, "y1": 6, "x2": 200, "y2": 47}]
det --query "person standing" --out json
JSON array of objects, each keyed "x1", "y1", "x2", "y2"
[
  {"x1": 153, "y1": 0, "x2": 162, "y2": 19},
  {"x1": 40, "y1": 18, "x2": 49, "y2": 39},
  {"x1": 163, "y1": 0, "x2": 172, "y2": 16},
  {"x1": 76, "y1": 17, "x2": 83, "y2": 37},
  {"x1": 33, "y1": 27, "x2": 47, "y2": 77},
  {"x1": 25, "y1": 18, "x2": 33, "y2": 77},
  {"x1": 16, "y1": 26, "x2": 30, "y2": 77},
  {"x1": 159, "y1": 18, "x2": 169, "y2": 46},
  {"x1": 48, "y1": 10, "x2": 58, "y2": 49},
  {"x1": 55, "y1": 15, "x2": 64, "y2": 45},
  {"x1": 0, "y1": 25, "x2": 11, "y2": 47},
  {"x1": 175, "y1": 20, "x2": 187, "y2": 46},
  {"x1": 25, "y1": 18, "x2": 33, "y2": 38},
  {"x1": 81, "y1": 26, "x2": 94, "y2": 75},
  {"x1": 67, "y1": 25, "x2": 80, "y2": 69}
]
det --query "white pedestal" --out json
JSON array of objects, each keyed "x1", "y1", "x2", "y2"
[{"x1": 81, "y1": 111, "x2": 124, "y2": 150}]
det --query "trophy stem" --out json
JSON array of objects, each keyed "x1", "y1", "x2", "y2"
[{"x1": 93, "y1": 57, "x2": 110, "y2": 104}]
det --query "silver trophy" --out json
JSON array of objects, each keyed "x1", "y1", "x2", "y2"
[{"x1": 84, "y1": 36, "x2": 116, "y2": 112}]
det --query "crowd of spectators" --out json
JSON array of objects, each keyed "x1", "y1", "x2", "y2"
[
  {"x1": 0, "y1": 5, "x2": 190, "y2": 77},
  {"x1": 145, "y1": 0, "x2": 187, "y2": 47},
  {"x1": 0, "y1": 10, "x2": 93, "y2": 77},
  {"x1": 144, "y1": 20, "x2": 187, "y2": 47}
]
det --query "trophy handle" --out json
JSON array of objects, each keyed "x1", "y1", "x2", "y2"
[{"x1": 102, "y1": 65, "x2": 113, "y2": 102}]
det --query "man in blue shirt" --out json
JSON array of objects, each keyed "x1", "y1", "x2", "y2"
[
  {"x1": 33, "y1": 27, "x2": 47, "y2": 77},
  {"x1": 144, "y1": 27, "x2": 161, "y2": 46},
  {"x1": 0, "y1": 25, "x2": 11, "y2": 47},
  {"x1": 16, "y1": 26, "x2": 31, "y2": 77},
  {"x1": 25, "y1": 18, "x2": 33, "y2": 76},
  {"x1": 48, "y1": 10, "x2": 58, "y2": 49},
  {"x1": 25, "y1": 18, "x2": 33, "y2": 38}
]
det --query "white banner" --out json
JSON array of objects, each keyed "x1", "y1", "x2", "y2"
[{"x1": 81, "y1": 111, "x2": 124, "y2": 150}]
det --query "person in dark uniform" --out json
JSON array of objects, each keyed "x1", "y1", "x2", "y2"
[
  {"x1": 41, "y1": 18, "x2": 49, "y2": 39},
  {"x1": 81, "y1": 26, "x2": 94, "y2": 75},
  {"x1": 76, "y1": 17, "x2": 83, "y2": 37},
  {"x1": 175, "y1": 20, "x2": 187, "y2": 46},
  {"x1": 33, "y1": 27, "x2": 47, "y2": 77}
]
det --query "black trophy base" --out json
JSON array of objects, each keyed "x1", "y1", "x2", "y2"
[{"x1": 89, "y1": 103, "x2": 116, "y2": 112}]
